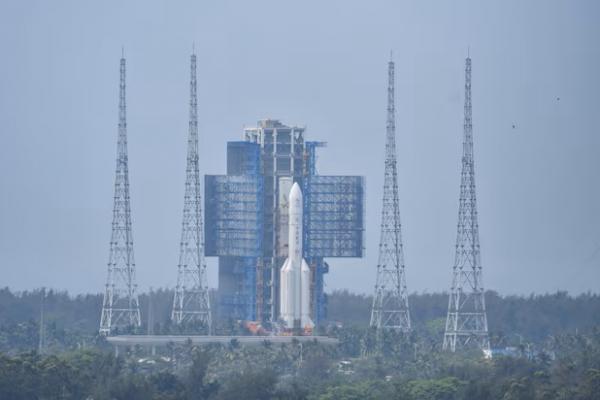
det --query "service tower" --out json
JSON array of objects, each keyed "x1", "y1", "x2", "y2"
[{"x1": 205, "y1": 120, "x2": 365, "y2": 327}]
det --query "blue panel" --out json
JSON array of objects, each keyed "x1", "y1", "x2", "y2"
[
  {"x1": 205, "y1": 175, "x2": 263, "y2": 257},
  {"x1": 304, "y1": 175, "x2": 365, "y2": 258},
  {"x1": 218, "y1": 256, "x2": 257, "y2": 321},
  {"x1": 227, "y1": 141, "x2": 260, "y2": 175},
  {"x1": 242, "y1": 257, "x2": 257, "y2": 320},
  {"x1": 308, "y1": 257, "x2": 329, "y2": 324}
]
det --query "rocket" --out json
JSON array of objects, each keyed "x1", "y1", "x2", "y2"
[{"x1": 279, "y1": 182, "x2": 314, "y2": 330}]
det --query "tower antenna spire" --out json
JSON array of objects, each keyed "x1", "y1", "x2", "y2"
[
  {"x1": 443, "y1": 56, "x2": 490, "y2": 353},
  {"x1": 369, "y1": 56, "x2": 411, "y2": 338},
  {"x1": 100, "y1": 54, "x2": 142, "y2": 335},
  {"x1": 171, "y1": 51, "x2": 212, "y2": 332}
]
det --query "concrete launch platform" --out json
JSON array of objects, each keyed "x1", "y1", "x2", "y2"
[{"x1": 106, "y1": 335, "x2": 339, "y2": 349}]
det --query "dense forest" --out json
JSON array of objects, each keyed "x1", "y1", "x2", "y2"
[
  {"x1": 0, "y1": 326, "x2": 599, "y2": 399},
  {"x1": 0, "y1": 287, "x2": 599, "y2": 399}
]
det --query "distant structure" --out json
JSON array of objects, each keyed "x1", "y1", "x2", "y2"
[
  {"x1": 369, "y1": 56, "x2": 411, "y2": 332},
  {"x1": 171, "y1": 52, "x2": 212, "y2": 331},
  {"x1": 443, "y1": 56, "x2": 491, "y2": 352},
  {"x1": 99, "y1": 54, "x2": 142, "y2": 335},
  {"x1": 205, "y1": 119, "x2": 365, "y2": 326}
]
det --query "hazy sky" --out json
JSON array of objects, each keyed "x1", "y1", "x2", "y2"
[{"x1": 1, "y1": 0, "x2": 598, "y2": 296}]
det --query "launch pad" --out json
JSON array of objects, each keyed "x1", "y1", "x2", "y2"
[{"x1": 106, "y1": 335, "x2": 338, "y2": 351}]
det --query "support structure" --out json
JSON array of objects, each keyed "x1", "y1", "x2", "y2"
[
  {"x1": 100, "y1": 54, "x2": 141, "y2": 335},
  {"x1": 171, "y1": 53, "x2": 212, "y2": 332},
  {"x1": 443, "y1": 56, "x2": 490, "y2": 353},
  {"x1": 206, "y1": 120, "x2": 364, "y2": 326},
  {"x1": 369, "y1": 56, "x2": 411, "y2": 332}
]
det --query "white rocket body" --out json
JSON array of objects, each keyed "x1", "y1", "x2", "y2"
[{"x1": 279, "y1": 183, "x2": 314, "y2": 330}]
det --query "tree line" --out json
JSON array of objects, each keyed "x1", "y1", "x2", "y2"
[
  {"x1": 1, "y1": 287, "x2": 599, "y2": 353},
  {"x1": 1, "y1": 286, "x2": 600, "y2": 398},
  {"x1": 0, "y1": 328, "x2": 599, "y2": 399}
]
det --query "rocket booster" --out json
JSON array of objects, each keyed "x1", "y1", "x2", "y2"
[{"x1": 279, "y1": 183, "x2": 314, "y2": 330}]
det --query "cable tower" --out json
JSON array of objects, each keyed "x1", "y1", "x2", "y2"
[
  {"x1": 443, "y1": 56, "x2": 490, "y2": 353},
  {"x1": 369, "y1": 55, "x2": 411, "y2": 333},
  {"x1": 171, "y1": 52, "x2": 212, "y2": 332},
  {"x1": 99, "y1": 54, "x2": 142, "y2": 335}
]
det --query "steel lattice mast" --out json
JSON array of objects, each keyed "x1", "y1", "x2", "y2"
[
  {"x1": 369, "y1": 56, "x2": 411, "y2": 332},
  {"x1": 100, "y1": 54, "x2": 141, "y2": 335},
  {"x1": 443, "y1": 56, "x2": 490, "y2": 353},
  {"x1": 171, "y1": 52, "x2": 212, "y2": 331}
]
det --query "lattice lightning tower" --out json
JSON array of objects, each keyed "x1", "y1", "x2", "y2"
[
  {"x1": 171, "y1": 52, "x2": 212, "y2": 331},
  {"x1": 369, "y1": 56, "x2": 411, "y2": 332},
  {"x1": 100, "y1": 54, "x2": 141, "y2": 335},
  {"x1": 443, "y1": 56, "x2": 490, "y2": 353}
]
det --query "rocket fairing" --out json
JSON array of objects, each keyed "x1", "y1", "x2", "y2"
[{"x1": 279, "y1": 183, "x2": 314, "y2": 330}]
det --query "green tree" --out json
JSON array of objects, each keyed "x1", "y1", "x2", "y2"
[
  {"x1": 216, "y1": 367, "x2": 277, "y2": 400},
  {"x1": 398, "y1": 377, "x2": 463, "y2": 400}
]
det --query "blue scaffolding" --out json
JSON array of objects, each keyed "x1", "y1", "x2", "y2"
[
  {"x1": 204, "y1": 174, "x2": 263, "y2": 257},
  {"x1": 205, "y1": 126, "x2": 365, "y2": 326},
  {"x1": 218, "y1": 256, "x2": 257, "y2": 321},
  {"x1": 301, "y1": 174, "x2": 365, "y2": 322},
  {"x1": 303, "y1": 175, "x2": 365, "y2": 258},
  {"x1": 304, "y1": 141, "x2": 326, "y2": 176},
  {"x1": 226, "y1": 141, "x2": 261, "y2": 175},
  {"x1": 205, "y1": 142, "x2": 263, "y2": 321}
]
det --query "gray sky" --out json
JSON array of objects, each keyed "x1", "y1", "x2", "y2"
[{"x1": 0, "y1": 0, "x2": 598, "y2": 296}]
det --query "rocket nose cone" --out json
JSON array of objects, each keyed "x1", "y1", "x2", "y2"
[{"x1": 290, "y1": 182, "x2": 302, "y2": 200}]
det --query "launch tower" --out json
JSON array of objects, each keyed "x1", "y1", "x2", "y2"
[
  {"x1": 171, "y1": 52, "x2": 212, "y2": 331},
  {"x1": 205, "y1": 120, "x2": 365, "y2": 327},
  {"x1": 443, "y1": 56, "x2": 491, "y2": 353},
  {"x1": 369, "y1": 56, "x2": 411, "y2": 333},
  {"x1": 99, "y1": 54, "x2": 142, "y2": 335}
]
